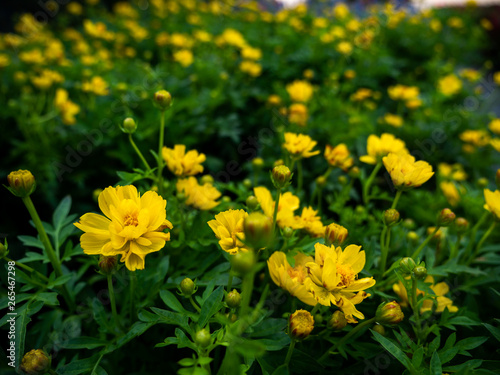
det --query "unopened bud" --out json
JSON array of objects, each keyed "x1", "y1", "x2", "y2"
[
  {"x1": 348, "y1": 166, "x2": 360, "y2": 179},
  {"x1": 271, "y1": 165, "x2": 292, "y2": 189},
  {"x1": 231, "y1": 251, "x2": 256, "y2": 275},
  {"x1": 383, "y1": 209, "x2": 400, "y2": 227},
  {"x1": 375, "y1": 301, "x2": 404, "y2": 326},
  {"x1": 413, "y1": 266, "x2": 427, "y2": 280},
  {"x1": 438, "y1": 208, "x2": 456, "y2": 227},
  {"x1": 477, "y1": 177, "x2": 488, "y2": 188},
  {"x1": 324, "y1": 223, "x2": 348, "y2": 246},
  {"x1": 314, "y1": 314, "x2": 324, "y2": 325},
  {"x1": 98, "y1": 255, "x2": 117, "y2": 274},
  {"x1": 200, "y1": 175, "x2": 214, "y2": 185},
  {"x1": 243, "y1": 212, "x2": 273, "y2": 250},
  {"x1": 399, "y1": 257, "x2": 416, "y2": 275},
  {"x1": 194, "y1": 328, "x2": 211, "y2": 348},
  {"x1": 455, "y1": 217, "x2": 469, "y2": 233},
  {"x1": 179, "y1": 278, "x2": 196, "y2": 297},
  {"x1": 316, "y1": 175, "x2": 327, "y2": 187},
  {"x1": 225, "y1": 289, "x2": 241, "y2": 308},
  {"x1": 328, "y1": 310, "x2": 347, "y2": 331},
  {"x1": 289, "y1": 309, "x2": 315, "y2": 340},
  {"x1": 153, "y1": 89, "x2": 172, "y2": 110},
  {"x1": 406, "y1": 231, "x2": 419, "y2": 243},
  {"x1": 402, "y1": 218, "x2": 415, "y2": 229},
  {"x1": 246, "y1": 195, "x2": 259, "y2": 211},
  {"x1": 122, "y1": 117, "x2": 137, "y2": 134},
  {"x1": 222, "y1": 196, "x2": 231, "y2": 203},
  {"x1": 93, "y1": 188, "x2": 103, "y2": 202},
  {"x1": 243, "y1": 178, "x2": 252, "y2": 189},
  {"x1": 252, "y1": 157, "x2": 264, "y2": 168},
  {"x1": 338, "y1": 175, "x2": 347, "y2": 185},
  {"x1": 282, "y1": 227, "x2": 294, "y2": 238},
  {"x1": 20, "y1": 349, "x2": 51, "y2": 375},
  {"x1": 372, "y1": 324, "x2": 386, "y2": 336},
  {"x1": 6, "y1": 170, "x2": 36, "y2": 198}
]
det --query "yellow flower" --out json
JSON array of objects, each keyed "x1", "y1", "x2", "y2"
[
  {"x1": 383, "y1": 153, "x2": 434, "y2": 190},
  {"x1": 208, "y1": 209, "x2": 249, "y2": 254},
  {"x1": 324, "y1": 144, "x2": 354, "y2": 171},
  {"x1": 283, "y1": 132, "x2": 320, "y2": 159},
  {"x1": 239, "y1": 60, "x2": 262, "y2": 77},
  {"x1": 217, "y1": 28, "x2": 247, "y2": 48},
  {"x1": 289, "y1": 309, "x2": 315, "y2": 339},
  {"x1": 447, "y1": 17, "x2": 464, "y2": 28},
  {"x1": 440, "y1": 181, "x2": 460, "y2": 207},
  {"x1": 333, "y1": 3, "x2": 350, "y2": 19},
  {"x1": 484, "y1": 189, "x2": 500, "y2": 220},
  {"x1": 393, "y1": 276, "x2": 458, "y2": 313},
  {"x1": 460, "y1": 130, "x2": 490, "y2": 147},
  {"x1": 286, "y1": 80, "x2": 313, "y2": 103},
  {"x1": 304, "y1": 243, "x2": 375, "y2": 323},
  {"x1": 336, "y1": 41, "x2": 353, "y2": 55},
  {"x1": 176, "y1": 177, "x2": 221, "y2": 210},
  {"x1": 491, "y1": 139, "x2": 500, "y2": 152},
  {"x1": 350, "y1": 88, "x2": 372, "y2": 102},
  {"x1": 387, "y1": 85, "x2": 419, "y2": 101},
  {"x1": 162, "y1": 145, "x2": 206, "y2": 177},
  {"x1": 494, "y1": 72, "x2": 500, "y2": 85},
  {"x1": 438, "y1": 74, "x2": 462, "y2": 96},
  {"x1": 438, "y1": 163, "x2": 467, "y2": 181},
  {"x1": 295, "y1": 207, "x2": 324, "y2": 237},
  {"x1": 55, "y1": 88, "x2": 80, "y2": 125},
  {"x1": 74, "y1": 185, "x2": 172, "y2": 271},
  {"x1": 459, "y1": 68, "x2": 481, "y2": 82},
  {"x1": 288, "y1": 103, "x2": 308, "y2": 127},
  {"x1": 173, "y1": 49, "x2": 193, "y2": 67},
  {"x1": 360, "y1": 133, "x2": 408, "y2": 165},
  {"x1": 267, "y1": 95, "x2": 281, "y2": 106},
  {"x1": 268, "y1": 251, "x2": 317, "y2": 305},
  {"x1": 488, "y1": 119, "x2": 500, "y2": 135},
  {"x1": 254, "y1": 186, "x2": 301, "y2": 229},
  {"x1": 82, "y1": 76, "x2": 109, "y2": 96},
  {"x1": 383, "y1": 113, "x2": 403, "y2": 128},
  {"x1": 169, "y1": 33, "x2": 194, "y2": 48},
  {"x1": 241, "y1": 46, "x2": 262, "y2": 60}
]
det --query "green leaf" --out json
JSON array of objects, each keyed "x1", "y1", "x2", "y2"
[
  {"x1": 53, "y1": 195, "x2": 72, "y2": 232},
  {"x1": 443, "y1": 359, "x2": 483, "y2": 372},
  {"x1": 178, "y1": 358, "x2": 196, "y2": 367},
  {"x1": 15, "y1": 303, "x2": 31, "y2": 368},
  {"x1": 160, "y1": 289, "x2": 185, "y2": 313},
  {"x1": 47, "y1": 273, "x2": 74, "y2": 288},
  {"x1": 412, "y1": 347, "x2": 424, "y2": 368},
  {"x1": 438, "y1": 347, "x2": 460, "y2": 364},
  {"x1": 447, "y1": 316, "x2": 480, "y2": 327},
  {"x1": 60, "y1": 337, "x2": 108, "y2": 350},
  {"x1": 35, "y1": 292, "x2": 59, "y2": 306},
  {"x1": 151, "y1": 307, "x2": 189, "y2": 329},
  {"x1": 175, "y1": 328, "x2": 197, "y2": 350},
  {"x1": 370, "y1": 330, "x2": 416, "y2": 372},
  {"x1": 455, "y1": 336, "x2": 488, "y2": 351},
  {"x1": 155, "y1": 336, "x2": 178, "y2": 348},
  {"x1": 430, "y1": 351, "x2": 442, "y2": 375},
  {"x1": 483, "y1": 323, "x2": 500, "y2": 342},
  {"x1": 105, "y1": 322, "x2": 154, "y2": 353},
  {"x1": 198, "y1": 286, "x2": 224, "y2": 328},
  {"x1": 17, "y1": 236, "x2": 44, "y2": 250},
  {"x1": 271, "y1": 364, "x2": 290, "y2": 375},
  {"x1": 428, "y1": 336, "x2": 440, "y2": 353},
  {"x1": 57, "y1": 355, "x2": 101, "y2": 375}
]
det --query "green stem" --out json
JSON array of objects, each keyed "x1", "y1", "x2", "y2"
[
  {"x1": 129, "y1": 272, "x2": 136, "y2": 320},
  {"x1": 272, "y1": 188, "x2": 282, "y2": 236},
  {"x1": 462, "y1": 211, "x2": 488, "y2": 261},
  {"x1": 226, "y1": 272, "x2": 234, "y2": 293},
  {"x1": 317, "y1": 187, "x2": 323, "y2": 215},
  {"x1": 410, "y1": 226, "x2": 440, "y2": 260},
  {"x1": 410, "y1": 277, "x2": 422, "y2": 344},
  {"x1": 157, "y1": 110, "x2": 166, "y2": 196},
  {"x1": 468, "y1": 221, "x2": 496, "y2": 265},
  {"x1": 4, "y1": 257, "x2": 49, "y2": 282},
  {"x1": 319, "y1": 317, "x2": 377, "y2": 362},
  {"x1": 297, "y1": 160, "x2": 303, "y2": 193},
  {"x1": 239, "y1": 269, "x2": 256, "y2": 318},
  {"x1": 363, "y1": 162, "x2": 382, "y2": 205},
  {"x1": 449, "y1": 234, "x2": 462, "y2": 262},
  {"x1": 129, "y1": 133, "x2": 151, "y2": 171},
  {"x1": 190, "y1": 296, "x2": 202, "y2": 313},
  {"x1": 284, "y1": 339, "x2": 296, "y2": 367},
  {"x1": 391, "y1": 190, "x2": 403, "y2": 210},
  {"x1": 107, "y1": 274, "x2": 123, "y2": 332},
  {"x1": 310, "y1": 304, "x2": 320, "y2": 316}
]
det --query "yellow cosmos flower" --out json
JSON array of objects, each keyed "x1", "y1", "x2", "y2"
[
  {"x1": 490, "y1": 139, "x2": 500, "y2": 152},
  {"x1": 324, "y1": 144, "x2": 354, "y2": 171},
  {"x1": 254, "y1": 186, "x2": 301, "y2": 229},
  {"x1": 288, "y1": 103, "x2": 308, "y2": 127},
  {"x1": 393, "y1": 276, "x2": 458, "y2": 314},
  {"x1": 360, "y1": 133, "x2": 408, "y2": 165},
  {"x1": 162, "y1": 145, "x2": 206, "y2": 177},
  {"x1": 336, "y1": 41, "x2": 353, "y2": 55},
  {"x1": 383, "y1": 113, "x2": 403, "y2": 128},
  {"x1": 283, "y1": 133, "x2": 320, "y2": 159},
  {"x1": 173, "y1": 49, "x2": 193, "y2": 67},
  {"x1": 74, "y1": 185, "x2": 172, "y2": 271},
  {"x1": 286, "y1": 80, "x2": 313, "y2": 103},
  {"x1": 484, "y1": 189, "x2": 500, "y2": 220},
  {"x1": 383, "y1": 152, "x2": 434, "y2": 190},
  {"x1": 241, "y1": 46, "x2": 262, "y2": 60},
  {"x1": 489, "y1": 119, "x2": 500, "y2": 135},
  {"x1": 208, "y1": 209, "x2": 249, "y2": 254},
  {"x1": 438, "y1": 74, "x2": 462, "y2": 96},
  {"x1": 176, "y1": 177, "x2": 221, "y2": 210},
  {"x1": 440, "y1": 181, "x2": 460, "y2": 207},
  {"x1": 268, "y1": 251, "x2": 317, "y2": 306},
  {"x1": 438, "y1": 163, "x2": 467, "y2": 181},
  {"x1": 295, "y1": 207, "x2": 324, "y2": 237},
  {"x1": 55, "y1": 88, "x2": 80, "y2": 125},
  {"x1": 460, "y1": 130, "x2": 490, "y2": 147},
  {"x1": 387, "y1": 85, "x2": 420, "y2": 101},
  {"x1": 239, "y1": 60, "x2": 262, "y2": 77},
  {"x1": 304, "y1": 243, "x2": 376, "y2": 323},
  {"x1": 82, "y1": 76, "x2": 109, "y2": 96}
]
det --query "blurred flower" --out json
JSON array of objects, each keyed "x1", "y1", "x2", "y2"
[
  {"x1": 333, "y1": 3, "x2": 350, "y2": 19},
  {"x1": 438, "y1": 74, "x2": 462, "y2": 96},
  {"x1": 239, "y1": 60, "x2": 262, "y2": 77},
  {"x1": 54, "y1": 88, "x2": 80, "y2": 125},
  {"x1": 350, "y1": 88, "x2": 372, "y2": 102},
  {"x1": 208, "y1": 209, "x2": 249, "y2": 254},
  {"x1": 74, "y1": 185, "x2": 172, "y2": 271},
  {"x1": 491, "y1": 139, "x2": 500, "y2": 152},
  {"x1": 324, "y1": 144, "x2": 353, "y2": 171},
  {"x1": 254, "y1": 186, "x2": 301, "y2": 229},
  {"x1": 360, "y1": 133, "x2": 407, "y2": 165},
  {"x1": 440, "y1": 181, "x2": 461, "y2": 207},
  {"x1": 460, "y1": 130, "x2": 490, "y2": 147},
  {"x1": 383, "y1": 153, "x2": 434, "y2": 190},
  {"x1": 336, "y1": 41, "x2": 353, "y2": 55},
  {"x1": 82, "y1": 76, "x2": 109, "y2": 96},
  {"x1": 286, "y1": 80, "x2": 313, "y2": 103},
  {"x1": 488, "y1": 119, "x2": 500, "y2": 136},
  {"x1": 217, "y1": 28, "x2": 247, "y2": 48},
  {"x1": 388, "y1": 85, "x2": 419, "y2": 101},
  {"x1": 295, "y1": 207, "x2": 324, "y2": 237},
  {"x1": 459, "y1": 68, "x2": 481, "y2": 82},
  {"x1": 438, "y1": 163, "x2": 467, "y2": 181},
  {"x1": 447, "y1": 17, "x2": 464, "y2": 29},
  {"x1": 173, "y1": 49, "x2": 193, "y2": 67},
  {"x1": 162, "y1": 145, "x2": 206, "y2": 177},
  {"x1": 382, "y1": 113, "x2": 403, "y2": 128},
  {"x1": 484, "y1": 189, "x2": 500, "y2": 220},
  {"x1": 241, "y1": 46, "x2": 262, "y2": 60},
  {"x1": 267, "y1": 95, "x2": 282, "y2": 106},
  {"x1": 283, "y1": 132, "x2": 320, "y2": 159},
  {"x1": 176, "y1": 177, "x2": 221, "y2": 210},
  {"x1": 288, "y1": 103, "x2": 308, "y2": 126}
]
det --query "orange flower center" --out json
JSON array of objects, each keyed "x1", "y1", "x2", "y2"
[
  {"x1": 124, "y1": 213, "x2": 139, "y2": 227},
  {"x1": 287, "y1": 264, "x2": 308, "y2": 283},
  {"x1": 336, "y1": 264, "x2": 355, "y2": 287}
]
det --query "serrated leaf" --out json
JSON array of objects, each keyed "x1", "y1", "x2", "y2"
[
  {"x1": 17, "y1": 236, "x2": 44, "y2": 250},
  {"x1": 430, "y1": 351, "x2": 442, "y2": 375},
  {"x1": 371, "y1": 330, "x2": 416, "y2": 372},
  {"x1": 175, "y1": 328, "x2": 196, "y2": 350},
  {"x1": 198, "y1": 286, "x2": 224, "y2": 328}
]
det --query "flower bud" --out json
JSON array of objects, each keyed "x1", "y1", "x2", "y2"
[
  {"x1": 270, "y1": 165, "x2": 292, "y2": 189},
  {"x1": 375, "y1": 301, "x2": 404, "y2": 326},
  {"x1": 314, "y1": 314, "x2": 324, "y2": 325},
  {"x1": 327, "y1": 310, "x2": 347, "y2": 331},
  {"x1": 222, "y1": 196, "x2": 231, "y2": 203},
  {"x1": 412, "y1": 266, "x2": 427, "y2": 280},
  {"x1": 316, "y1": 175, "x2": 327, "y2": 187},
  {"x1": 289, "y1": 309, "x2": 315, "y2": 340},
  {"x1": 246, "y1": 195, "x2": 260, "y2": 211},
  {"x1": 399, "y1": 257, "x2": 416, "y2": 275},
  {"x1": 243, "y1": 212, "x2": 273, "y2": 250},
  {"x1": 324, "y1": 223, "x2": 348, "y2": 246},
  {"x1": 6, "y1": 170, "x2": 36, "y2": 198},
  {"x1": 93, "y1": 188, "x2": 102, "y2": 202},
  {"x1": 122, "y1": 117, "x2": 137, "y2": 134},
  {"x1": 200, "y1": 175, "x2": 214, "y2": 185},
  {"x1": 348, "y1": 166, "x2": 360, "y2": 179},
  {"x1": 176, "y1": 192, "x2": 186, "y2": 203},
  {"x1": 338, "y1": 175, "x2": 348, "y2": 185},
  {"x1": 179, "y1": 278, "x2": 196, "y2": 297},
  {"x1": 252, "y1": 157, "x2": 264, "y2": 168},
  {"x1": 243, "y1": 178, "x2": 252, "y2": 189},
  {"x1": 231, "y1": 251, "x2": 256, "y2": 275},
  {"x1": 153, "y1": 89, "x2": 172, "y2": 110},
  {"x1": 225, "y1": 289, "x2": 241, "y2": 309},
  {"x1": 98, "y1": 255, "x2": 117, "y2": 275},
  {"x1": 402, "y1": 218, "x2": 415, "y2": 229},
  {"x1": 20, "y1": 349, "x2": 51, "y2": 375},
  {"x1": 282, "y1": 227, "x2": 294, "y2": 239},
  {"x1": 477, "y1": 177, "x2": 488, "y2": 188},
  {"x1": 194, "y1": 328, "x2": 211, "y2": 348},
  {"x1": 437, "y1": 208, "x2": 456, "y2": 227},
  {"x1": 406, "y1": 231, "x2": 419, "y2": 243},
  {"x1": 273, "y1": 159, "x2": 284, "y2": 167},
  {"x1": 454, "y1": 217, "x2": 469, "y2": 233},
  {"x1": 383, "y1": 209, "x2": 400, "y2": 227},
  {"x1": 372, "y1": 324, "x2": 386, "y2": 336},
  {"x1": 355, "y1": 205, "x2": 365, "y2": 215}
]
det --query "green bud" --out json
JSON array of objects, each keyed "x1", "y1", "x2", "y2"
[
  {"x1": 6, "y1": 170, "x2": 36, "y2": 198},
  {"x1": 153, "y1": 90, "x2": 172, "y2": 110},
  {"x1": 454, "y1": 217, "x2": 469, "y2": 233},
  {"x1": 348, "y1": 166, "x2": 360, "y2": 179},
  {"x1": 222, "y1": 196, "x2": 231, "y2": 203},
  {"x1": 200, "y1": 175, "x2": 214, "y2": 185},
  {"x1": 194, "y1": 328, "x2": 211, "y2": 348},
  {"x1": 246, "y1": 195, "x2": 260, "y2": 211},
  {"x1": 252, "y1": 157, "x2": 264, "y2": 168},
  {"x1": 373, "y1": 324, "x2": 386, "y2": 336},
  {"x1": 316, "y1": 175, "x2": 327, "y2": 187},
  {"x1": 437, "y1": 208, "x2": 456, "y2": 227},
  {"x1": 375, "y1": 301, "x2": 404, "y2": 326},
  {"x1": 225, "y1": 289, "x2": 241, "y2": 309},
  {"x1": 122, "y1": 117, "x2": 137, "y2": 134},
  {"x1": 231, "y1": 251, "x2": 256, "y2": 275},
  {"x1": 314, "y1": 313, "x2": 324, "y2": 325},
  {"x1": 243, "y1": 212, "x2": 273, "y2": 250},
  {"x1": 338, "y1": 175, "x2": 348, "y2": 185},
  {"x1": 270, "y1": 165, "x2": 292, "y2": 189},
  {"x1": 243, "y1": 178, "x2": 252, "y2": 189},
  {"x1": 179, "y1": 278, "x2": 196, "y2": 297},
  {"x1": 282, "y1": 226, "x2": 294, "y2": 239},
  {"x1": 402, "y1": 218, "x2": 415, "y2": 230},
  {"x1": 413, "y1": 266, "x2": 427, "y2": 280},
  {"x1": 477, "y1": 177, "x2": 488, "y2": 188},
  {"x1": 327, "y1": 310, "x2": 347, "y2": 331},
  {"x1": 407, "y1": 231, "x2": 419, "y2": 243},
  {"x1": 98, "y1": 255, "x2": 117, "y2": 275},
  {"x1": 399, "y1": 257, "x2": 416, "y2": 275},
  {"x1": 383, "y1": 209, "x2": 400, "y2": 227}
]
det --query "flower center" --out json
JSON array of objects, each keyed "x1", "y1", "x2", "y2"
[
  {"x1": 287, "y1": 264, "x2": 307, "y2": 283},
  {"x1": 124, "y1": 213, "x2": 139, "y2": 227},
  {"x1": 336, "y1": 264, "x2": 355, "y2": 287}
]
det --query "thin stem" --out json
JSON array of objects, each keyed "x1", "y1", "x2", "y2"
[
  {"x1": 107, "y1": 274, "x2": 123, "y2": 332},
  {"x1": 363, "y1": 162, "x2": 382, "y2": 205},
  {"x1": 129, "y1": 272, "x2": 136, "y2": 320},
  {"x1": 410, "y1": 277, "x2": 422, "y2": 344},
  {"x1": 129, "y1": 133, "x2": 151, "y2": 171},
  {"x1": 411, "y1": 226, "x2": 440, "y2": 260},
  {"x1": 226, "y1": 272, "x2": 234, "y2": 293},
  {"x1": 449, "y1": 234, "x2": 462, "y2": 262},
  {"x1": 157, "y1": 110, "x2": 166, "y2": 196},
  {"x1": 468, "y1": 221, "x2": 496, "y2": 265},
  {"x1": 297, "y1": 160, "x2": 303, "y2": 193},
  {"x1": 239, "y1": 269, "x2": 256, "y2": 318},
  {"x1": 462, "y1": 211, "x2": 488, "y2": 261},
  {"x1": 391, "y1": 190, "x2": 403, "y2": 210},
  {"x1": 310, "y1": 304, "x2": 320, "y2": 316},
  {"x1": 190, "y1": 296, "x2": 202, "y2": 313},
  {"x1": 319, "y1": 317, "x2": 377, "y2": 362},
  {"x1": 284, "y1": 339, "x2": 296, "y2": 367},
  {"x1": 4, "y1": 257, "x2": 49, "y2": 282},
  {"x1": 272, "y1": 188, "x2": 282, "y2": 236},
  {"x1": 379, "y1": 226, "x2": 388, "y2": 274}
]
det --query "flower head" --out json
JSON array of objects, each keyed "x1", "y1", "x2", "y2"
[
  {"x1": 208, "y1": 209, "x2": 249, "y2": 254},
  {"x1": 383, "y1": 152, "x2": 434, "y2": 190},
  {"x1": 176, "y1": 177, "x2": 221, "y2": 210},
  {"x1": 289, "y1": 309, "x2": 315, "y2": 339},
  {"x1": 74, "y1": 185, "x2": 172, "y2": 271},
  {"x1": 162, "y1": 145, "x2": 206, "y2": 177},
  {"x1": 324, "y1": 144, "x2": 354, "y2": 171},
  {"x1": 286, "y1": 80, "x2": 313, "y2": 103},
  {"x1": 438, "y1": 74, "x2": 462, "y2": 96},
  {"x1": 7, "y1": 169, "x2": 36, "y2": 198},
  {"x1": 283, "y1": 132, "x2": 320, "y2": 159},
  {"x1": 484, "y1": 189, "x2": 500, "y2": 220},
  {"x1": 295, "y1": 207, "x2": 324, "y2": 237},
  {"x1": 360, "y1": 133, "x2": 407, "y2": 165},
  {"x1": 304, "y1": 243, "x2": 376, "y2": 323},
  {"x1": 254, "y1": 186, "x2": 301, "y2": 229}
]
